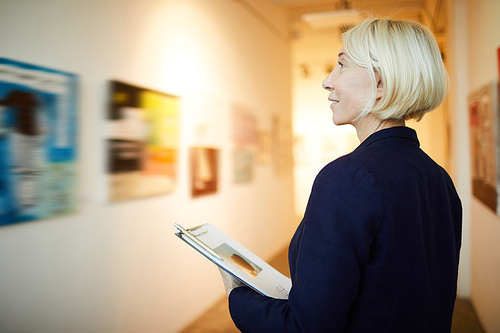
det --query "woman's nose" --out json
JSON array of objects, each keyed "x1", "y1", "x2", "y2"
[{"x1": 322, "y1": 71, "x2": 334, "y2": 91}]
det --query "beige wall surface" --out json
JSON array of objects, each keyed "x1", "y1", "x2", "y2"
[
  {"x1": 464, "y1": 0, "x2": 500, "y2": 331},
  {"x1": 0, "y1": 1, "x2": 296, "y2": 332}
]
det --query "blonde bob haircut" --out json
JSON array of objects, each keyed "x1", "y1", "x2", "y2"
[{"x1": 342, "y1": 18, "x2": 449, "y2": 121}]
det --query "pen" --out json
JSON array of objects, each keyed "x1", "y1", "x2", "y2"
[{"x1": 174, "y1": 223, "x2": 223, "y2": 261}]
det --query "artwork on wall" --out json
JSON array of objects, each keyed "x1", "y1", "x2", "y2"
[
  {"x1": 272, "y1": 115, "x2": 293, "y2": 176},
  {"x1": 469, "y1": 82, "x2": 498, "y2": 214},
  {"x1": 190, "y1": 147, "x2": 218, "y2": 197},
  {"x1": 498, "y1": 46, "x2": 500, "y2": 98},
  {"x1": 257, "y1": 130, "x2": 272, "y2": 165},
  {"x1": 0, "y1": 58, "x2": 78, "y2": 225},
  {"x1": 231, "y1": 104, "x2": 257, "y2": 183},
  {"x1": 107, "y1": 81, "x2": 180, "y2": 202},
  {"x1": 233, "y1": 149, "x2": 254, "y2": 183}
]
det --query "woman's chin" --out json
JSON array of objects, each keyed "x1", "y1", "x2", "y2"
[{"x1": 331, "y1": 117, "x2": 347, "y2": 126}]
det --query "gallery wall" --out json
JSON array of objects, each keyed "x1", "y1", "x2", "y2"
[
  {"x1": 0, "y1": 0, "x2": 296, "y2": 332},
  {"x1": 291, "y1": 24, "x2": 359, "y2": 217},
  {"x1": 462, "y1": 0, "x2": 500, "y2": 331}
]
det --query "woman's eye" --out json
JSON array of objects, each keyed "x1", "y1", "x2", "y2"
[{"x1": 337, "y1": 61, "x2": 345, "y2": 68}]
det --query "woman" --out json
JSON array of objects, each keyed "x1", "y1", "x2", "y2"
[{"x1": 220, "y1": 18, "x2": 462, "y2": 332}]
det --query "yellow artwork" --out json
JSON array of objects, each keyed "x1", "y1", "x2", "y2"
[{"x1": 107, "y1": 81, "x2": 180, "y2": 202}]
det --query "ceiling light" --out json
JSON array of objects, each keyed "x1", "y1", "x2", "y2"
[{"x1": 301, "y1": 9, "x2": 360, "y2": 29}]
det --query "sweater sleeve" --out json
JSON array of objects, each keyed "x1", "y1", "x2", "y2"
[{"x1": 228, "y1": 160, "x2": 384, "y2": 333}]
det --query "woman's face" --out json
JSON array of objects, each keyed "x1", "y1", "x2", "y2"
[{"x1": 322, "y1": 47, "x2": 375, "y2": 127}]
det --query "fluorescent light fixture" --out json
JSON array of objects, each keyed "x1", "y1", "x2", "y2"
[{"x1": 301, "y1": 9, "x2": 360, "y2": 29}]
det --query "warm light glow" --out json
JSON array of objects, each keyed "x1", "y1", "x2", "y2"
[{"x1": 301, "y1": 9, "x2": 360, "y2": 29}]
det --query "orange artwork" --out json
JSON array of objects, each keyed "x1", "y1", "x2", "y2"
[
  {"x1": 107, "y1": 81, "x2": 180, "y2": 202},
  {"x1": 190, "y1": 147, "x2": 218, "y2": 198}
]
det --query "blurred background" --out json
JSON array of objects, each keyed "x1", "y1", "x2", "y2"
[{"x1": 0, "y1": 0, "x2": 498, "y2": 332}]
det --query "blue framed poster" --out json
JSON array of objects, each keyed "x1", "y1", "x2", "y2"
[{"x1": 0, "y1": 58, "x2": 78, "y2": 226}]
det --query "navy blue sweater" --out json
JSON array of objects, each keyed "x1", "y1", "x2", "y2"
[{"x1": 229, "y1": 127, "x2": 462, "y2": 333}]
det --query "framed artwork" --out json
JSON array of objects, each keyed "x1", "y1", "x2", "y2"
[
  {"x1": 498, "y1": 46, "x2": 500, "y2": 92},
  {"x1": 257, "y1": 130, "x2": 272, "y2": 165},
  {"x1": 190, "y1": 147, "x2": 218, "y2": 197},
  {"x1": 272, "y1": 115, "x2": 293, "y2": 176},
  {"x1": 0, "y1": 58, "x2": 78, "y2": 225},
  {"x1": 107, "y1": 81, "x2": 180, "y2": 202},
  {"x1": 233, "y1": 149, "x2": 254, "y2": 183},
  {"x1": 469, "y1": 82, "x2": 498, "y2": 214},
  {"x1": 231, "y1": 104, "x2": 257, "y2": 183}
]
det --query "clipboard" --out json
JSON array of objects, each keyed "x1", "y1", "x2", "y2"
[{"x1": 174, "y1": 223, "x2": 291, "y2": 299}]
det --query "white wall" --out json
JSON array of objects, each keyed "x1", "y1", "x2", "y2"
[
  {"x1": 463, "y1": 0, "x2": 500, "y2": 331},
  {"x1": 0, "y1": 1, "x2": 296, "y2": 332},
  {"x1": 448, "y1": 0, "x2": 472, "y2": 298},
  {"x1": 291, "y1": 24, "x2": 359, "y2": 217}
]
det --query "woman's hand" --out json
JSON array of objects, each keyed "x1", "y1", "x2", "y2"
[{"x1": 219, "y1": 267, "x2": 245, "y2": 297}]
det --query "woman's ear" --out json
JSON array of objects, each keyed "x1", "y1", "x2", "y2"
[{"x1": 376, "y1": 75, "x2": 384, "y2": 100}]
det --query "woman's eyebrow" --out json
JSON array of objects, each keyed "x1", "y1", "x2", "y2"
[{"x1": 338, "y1": 52, "x2": 346, "y2": 58}]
